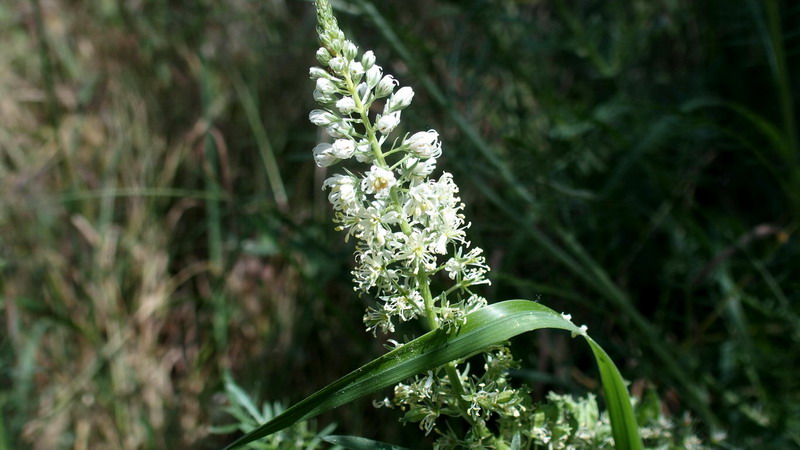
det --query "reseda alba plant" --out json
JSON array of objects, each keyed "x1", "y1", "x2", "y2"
[{"x1": 225, "y1": 1, "x2": 642, "y2": 448}]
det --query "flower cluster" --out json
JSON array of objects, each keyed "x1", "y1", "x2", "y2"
[
  {"x1": 309, "y1": 1, "x2": 542, "y2": 447},
  {"x1": 310, "y1": 1, "x2": 488, "y2": 336}
]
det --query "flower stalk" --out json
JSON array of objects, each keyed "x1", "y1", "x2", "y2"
[{"x1": 309, "y1": 0, "x2": 544, "y2": 445}]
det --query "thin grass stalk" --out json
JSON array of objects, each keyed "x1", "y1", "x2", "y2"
[
  {"x1": 763, "y1": 0, "x2": 798, "y2": 161},
  {"x1": 201, "y1": 57, "x2": 229, "y2": 351},
  {"x1": 232, "y1": 71, "x2": 289, "y2": 211},
  {"x1": 30, "y1": 0, "x2": 74, "y2": 184}
]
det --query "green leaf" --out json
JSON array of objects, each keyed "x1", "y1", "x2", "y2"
[
  {"x1": 322, "y1": 435, "x2": 409, "y2": 450},
  {"x1": 224, "y1": 300, "x2": 642, "y2": 450}
]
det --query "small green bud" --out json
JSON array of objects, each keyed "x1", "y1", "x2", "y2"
[
  {"x1": 309, "y1": 67, "x2": 329, "y2": 80},
  {"x1": 343, "y1": 40, "x2": 358, "y2": 60},
  {"x1": 316, "y1": 47, "x2": 331, "y2": 65},
  {"x1": 402, "y1": 408, "x2": 428, "y2": 423},
  {"x1": 313, "y1": 89, "x2": 335, "y2": 104},
  {"x1": 316, "y1": 77, "x2": 338, "y2": 95},
  {"x1": 496, "y1": 390, "x2": 515, "y2": 403}
]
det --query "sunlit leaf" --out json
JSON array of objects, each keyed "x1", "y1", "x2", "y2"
[{"x1": 224, "y1": 300, "x2": 642, "y2": 450}]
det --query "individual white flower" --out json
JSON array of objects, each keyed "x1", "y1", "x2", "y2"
[
  {"x1": 404, "y1": 157, "x2": 437, "y2": 178},
  {"x1": 331, "y1": 138, "x2": 356, "y2": 159},
  {"x1": 362, "y1": 165, "x2": 396, "y2": 195},
  {"x1": 380, "y1": 293, "x2": 421, "y2": 322},
  {"x1": 376, "y1": 112, "x2": 401, "y2": 134},
  {"x1": 444, "y1": 257, "x2": 465, "y2": 280},
  {"x1": 309, "y1": 109, "x2": 338, "y2": 126},
  {"x1": 355, "y1": 203, "x2": 400, "y2": 248},
  {"x1": 436, "y1": 207, "x2": 467, "y2": 247},
  {"x1": 364, "y1": 306, "x2": 395, "y2": 334},
  {"x1": 464, "y1": 294, "x2": 488, "y2": 313},
  {"x1": 323, "y1": 174, "x2": 359, "y2": 212},
  {"x1": 396, "y1": 230, "x2": 437, "y2": 273},
  {"x1": 387, "y1": 86, "x2": 414, "y2": 112},
  {"x1": 316, "y1": 77, "x2": 338, "y2": 95},
  {"x1": 404, "y1": 130, "x2": 442, "y2": 158},
  {"x1": 354, "y1": 247, "x2": 395, "y2": 291},
  {"x1": 312, "y1": 143, "x2": 338, "y2": 167},
  {"x1": 336, "y1": 96, "x2": 356, "y2": 114},
  {"x1": 404, "y1": 182, "x2": 435, "y2": 219},
  {"x1": 349, "y1": 61, "x2": 365, "y2": 78},
  {"x1": 328, "y1": 56, "x2": 347, "y2": 74},
  {"x1": 375, "y1": 74, "x2": 398, "y2": 97}
]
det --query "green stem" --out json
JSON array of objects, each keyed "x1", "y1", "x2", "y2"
[
  {"x1": 763, "y1": 0, "x2": 800, "y2": 221},
  {"x1": 346, "y1": 73, "x2": 387, "y2": 167},
  {"x1": 419, "y1": 274, "x2": 483, "y2": 432},
  {"x1": 346, "y1": 72, "x2": 413, "y2": 236}
]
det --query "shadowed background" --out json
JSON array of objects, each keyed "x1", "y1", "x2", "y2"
[{"x1": 1, "y1": 0, "x2": 798, "y2": 447}]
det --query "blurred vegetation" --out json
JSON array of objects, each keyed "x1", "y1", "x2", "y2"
[{"x1": 0, "y1": 0, "x2": 798, "y2": 448}]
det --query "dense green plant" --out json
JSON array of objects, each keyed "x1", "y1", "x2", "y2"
[{"x1": 212, "y1": 374, "x2": 340, "y2": 449}]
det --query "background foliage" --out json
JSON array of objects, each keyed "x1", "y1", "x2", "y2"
[{"x1": 1, "y1": 0, "x2": 798, "y2": 447}]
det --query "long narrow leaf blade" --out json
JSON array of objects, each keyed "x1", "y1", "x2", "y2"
[
  {"x1": 322, "y1": 435, "x2": 409, "y2": 450},
  {"x1": 225, "y1": 300, "x2": 642, "y2": 449}
]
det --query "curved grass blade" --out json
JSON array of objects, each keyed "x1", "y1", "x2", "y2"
[
  {"x1": 224, "y1": 300, "x2": 642, "y2": 449},
  {"x1": 322, "y1": 435, "x2": 409, "y2": 450}
]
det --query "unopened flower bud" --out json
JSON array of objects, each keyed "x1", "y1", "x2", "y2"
[
  {"x1": 320, "y1": 31, "x2": 344, "y2": 53},
  {"x1": 376, "y1": 112, "x2": 401, "y2": 134},
  {"x1": 330, "y1": 31, "x2": 345, "y2": 51},
  {"x1": 329, "y1": 56, "x2": 346, "y2": 74},
  {"x1": 313, "y1": 143, "x2": 337, "y2": 167},
  {"x1": 336, "y1": 96, "x2": 356, "y2": 114},
  {"x1": 343, "y1": 40, "x2": 358, "y2": 60},
  {"x1": 366, "y1": 65, "x2": 382, "y2": 88},
  {"x1": 316, "y1": 47, "x2": 332, "y2": 65},
  {"x1": 362, "y1": 50, "x2": 376, "y2": 70},
  {"x1": 388, "y1": 86, "x2": 414, "y2": 112},
  {"x1": 349, "y1": 61, "x2": 365, "y2": 79},
  {"x1": 309, "y1": 67, "x2": 329, "y2": 80},
  {"x1": 316, "y1": 77, "x2": 338, "y2": 95},
  {"x1": 375, "y1": 74, "x2": 398, "y2": 97},
  {"x1": 313, "y1": 89, "x2": 335, "y2": 104},
  {"x1": 327, "y1": 121, "x2": 353, "y2": 138},
  {"x1": 356, "y1": 83, "x2": 369, "y2": 101},
  {"x1": 309, "y1": 109, "x2": 338, "y2": 127}
]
